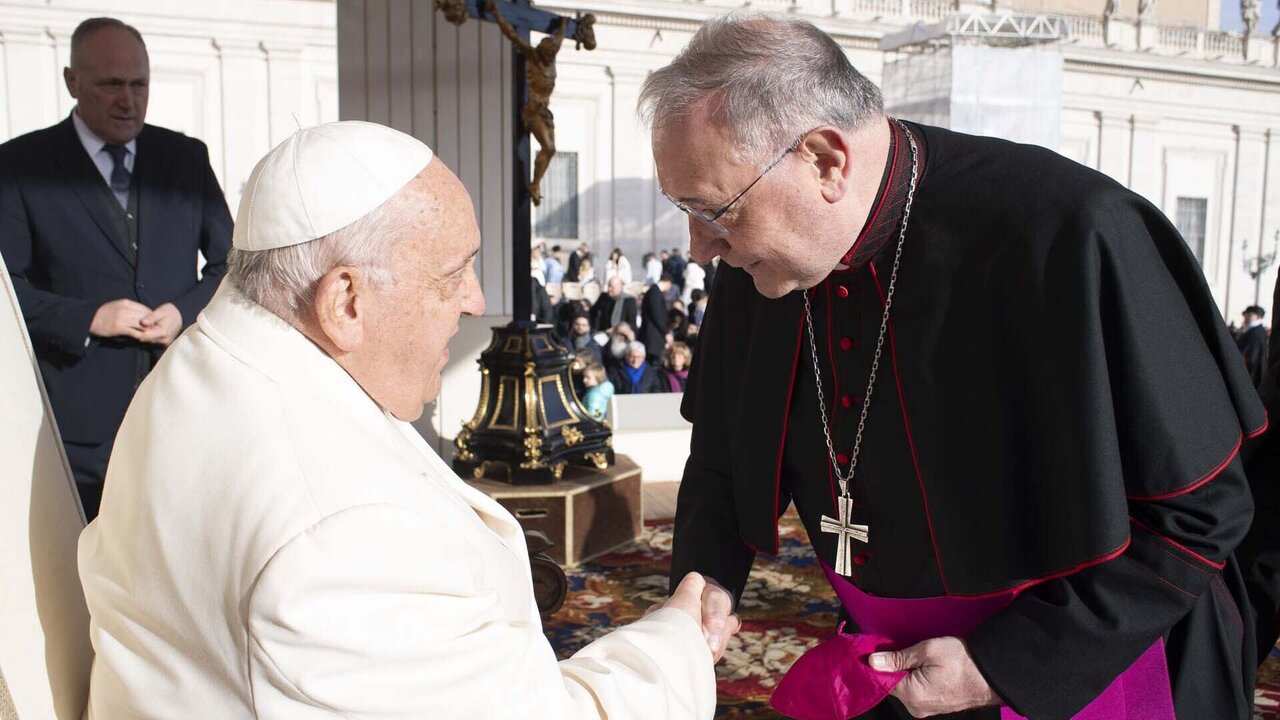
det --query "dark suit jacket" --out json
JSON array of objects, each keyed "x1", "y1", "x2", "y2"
[
  {"x1": 1238, "y1": 324, "x2": 1268, "y2": 389},
  {"x1": 589, "y1": 293, "x2": 638, "y2": 333},
  {"x1": 639, "y1": 284, "x2": 668, "y2": 362},
  {"x1": 608, "y1": 363, "x2": 666, "y2": 395},
  {"x1": 0, "y1": 116, "x2": 232, "y2": 444}
]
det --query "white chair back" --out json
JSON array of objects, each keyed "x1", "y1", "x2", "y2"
[{"x1": 0, "y1": 252, "x2": 93, "y2": 720}]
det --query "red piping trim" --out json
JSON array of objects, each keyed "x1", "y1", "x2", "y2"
[
  {"x1": 870, "y1": 262, "x2": 950, "y2": 593},
  {"x1": 823, "y1": 282, "x2": 841, "y2": 513},
  {"x1": 768, "y1": 304, "x2": 807, "y2": 555},
  {"x1": 1126, "y1": 434, "x2": 1242, "y2": 502},
  {"x1": 1249, "y1": 413, "x2": 1269, "y2": 439},
  {"x1": 948, "y1": 537, "x2": 1133, "y2": 600},
  {"x1": 843, "y1": 118, "x2": 899, "y2": 265},
  {"x1": 1129, "y1": 516, "x2": 1226, "y2": 570}
]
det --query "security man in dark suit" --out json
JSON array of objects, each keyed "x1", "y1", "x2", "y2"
[{"x1": 0, "y1": 17, "x2": 232, "y2": 519}]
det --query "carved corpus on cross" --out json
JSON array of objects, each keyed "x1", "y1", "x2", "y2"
[{"x1": 821, "y1": 496, "x2": 869, "y2": 577}]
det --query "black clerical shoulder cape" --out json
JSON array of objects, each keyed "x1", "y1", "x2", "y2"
[{"x1": 672, "y1": 120, "x2": 1267, "y2": 720}]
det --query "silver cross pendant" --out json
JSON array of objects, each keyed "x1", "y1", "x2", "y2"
[{"x1": 820, "y1": 495, "x2": 869, "y2": 577}]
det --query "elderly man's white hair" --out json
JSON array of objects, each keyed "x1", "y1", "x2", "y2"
[
  {"x1": 227, "y1": 194, "x2": 408, "y2": 322},
  {"x1": 638, "y1": 12, "x2": 883, "y2": 167}
]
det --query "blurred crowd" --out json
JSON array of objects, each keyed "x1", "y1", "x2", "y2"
[{"x1": 530, "y1": 242, "x2": 717, "y2": 418}]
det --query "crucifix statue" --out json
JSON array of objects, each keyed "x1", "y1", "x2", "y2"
[
  {"x1": 820, "y1": 496, "x2": 869, "y2": 577},
  {"x1": 434, "y1": 0, "x2": 595, "y2": 318},
  {"x1": 435, "y1": 0, "x2": 613, "y2": 484},
  {"x1": 486, "y1": 0, "x2": 565, "y2": 206}
]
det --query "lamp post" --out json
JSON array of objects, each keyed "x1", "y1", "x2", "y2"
[{"x1": 1242, "y1": 231, "x2": 1279, "y2": 306}]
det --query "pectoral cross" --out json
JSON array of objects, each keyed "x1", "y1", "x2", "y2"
[{"x1": 820, "y1": 496, "x2": 869, "y2": 577}]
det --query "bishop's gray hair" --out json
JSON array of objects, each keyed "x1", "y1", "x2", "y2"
[
  {"x1": 227, "y1": 190, "x2": 410, "y2": 323},
  {"x1": 638, "y1": 12, "x2": 883, "y2": 167}
]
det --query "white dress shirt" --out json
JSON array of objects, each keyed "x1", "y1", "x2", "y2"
[{"x1": 72, "y1": 110, "x2": 136, "y2": 210}]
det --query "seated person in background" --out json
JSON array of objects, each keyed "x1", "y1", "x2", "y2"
[
  {"x1": 688, "y1": 288, "x2": 708, "y2": 326},
  {"x1": 542, "y1": 242, "x2": 565, "y2": 285},
  {"x1": 582, "y1": 362, "x2": 614, "y2": 419},
  {"x1": 565, "y1": 313, "x2": 603, "y2": 366},
  {"x1": 78, "y1": 121, "x2": 733, "y2": 718},
  {"x1": 603, "y1": 321, "x2": 636, "y2": 370},
  {"x1": 669, "y1": 307, "x2": 691, "y2": 345},
  {"x1": 553, "y1": 297, "x2": 591, "y2": 343},
  {"x1": 590, "y1": 276, "x2": 638, "y2": 332},
  {"x1": 610, "y1": 340, "x2": 667, "y2": 395},
  {"x1": 663, "y1": 342, "x2": 693, "y2": 393},
  {"x1": 572, "y1": 347, "x2": 597, "y2": 398},
  {"x1": 606, "y1": 247, "x2": 633, "y2": 284},
  {"x1": 577, "y1": 256, "x2": 600, "y2": 292}
]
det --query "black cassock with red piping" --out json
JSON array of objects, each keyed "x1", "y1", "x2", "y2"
[{"x1": 671, "y1": 120, "x2": 1266, "y2": 720}]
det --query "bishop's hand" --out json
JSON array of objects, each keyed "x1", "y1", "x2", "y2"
[
  {"x1": 656, "y1": 572, "x2": 742, "y2": 664},
  {"x1": 869, "y1": 636, "x2": 1002, "y2": 717}
]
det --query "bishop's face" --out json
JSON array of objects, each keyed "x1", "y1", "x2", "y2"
[{"x1": 653, "y1": 109, "x2": 834, "y2": 299}]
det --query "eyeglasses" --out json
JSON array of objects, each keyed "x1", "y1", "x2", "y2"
[{"x1": 659, "y1": 133, "x2": 807, "y2": 238}]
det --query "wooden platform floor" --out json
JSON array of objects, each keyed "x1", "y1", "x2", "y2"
[{"x1": 643, "y1": 481, "x2": 680, "y2": 521}]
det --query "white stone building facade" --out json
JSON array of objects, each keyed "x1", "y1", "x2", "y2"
[
  {"x1": 2, "y1": 0, "x2": 1279, "y2": 320},
  {"x1": 0, "y1": 0, "x2": 338, "y2": 224}
]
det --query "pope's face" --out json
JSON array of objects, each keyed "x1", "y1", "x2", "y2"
[
  {"x1": 653, "y1": 108, "x2": 829, "y2": 299},
  {"x1": 369, "y1": 164, "x2": 484, "y2": 419}
]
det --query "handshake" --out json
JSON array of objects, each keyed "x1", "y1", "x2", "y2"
[{"x1": 655, "y1": 572, "x2": 743, "y2": 663}]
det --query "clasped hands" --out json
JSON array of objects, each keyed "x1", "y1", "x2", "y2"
[
  {"x1": 654, "y1": 573, "x2": 743, "y2": 663},
  {"x1": 91, "y1": 299, "x2": 183, "y2": 347}
]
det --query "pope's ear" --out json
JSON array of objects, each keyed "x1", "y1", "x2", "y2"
[{"x1": 312, "y1": 266, "x2": 365, "y2": 352}]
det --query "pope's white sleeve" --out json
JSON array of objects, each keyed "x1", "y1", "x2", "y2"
[{"x1": 245, "y1": 503, "x2": 716, "y2": 719}]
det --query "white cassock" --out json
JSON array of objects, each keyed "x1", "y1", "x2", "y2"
[{"x1": 78, "y1": 283, "x2": 716, "y2": 719}]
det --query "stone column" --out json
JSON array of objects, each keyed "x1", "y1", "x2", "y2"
[
  {"x1": 1228, "y1": 125, "x2": 1269, "y2": 313},
  {"x1": 1096, "y1": 111, "x2": 1132, "y2": 187},
  {"x1": 606, "y1": 65, "x2": 654, "y2": 261},
  {"x1": 0, "y1": 26, "x2": 61, "y2": 138},
  {"x1": 1128, "y1": 115, "x2": 1161, "y2": 205},
  {"x1": 263, "y1": 40, "x2": 308, "y2": 146},
  {"x1": 213, "y1": 37, "x2": 271, "y2": 212}
]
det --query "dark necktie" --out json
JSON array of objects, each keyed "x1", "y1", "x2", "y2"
[{"x1": 103, "y1": 144, "x2": 131, "y2": 205}]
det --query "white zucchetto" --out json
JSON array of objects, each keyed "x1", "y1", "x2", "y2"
[{"x1": 232, "y1": 121, "x2": 435, "y2": 251}]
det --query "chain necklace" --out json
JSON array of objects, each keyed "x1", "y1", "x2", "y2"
[{"x1": 807, "y1": 118, "x2": 919, "y2": 576}]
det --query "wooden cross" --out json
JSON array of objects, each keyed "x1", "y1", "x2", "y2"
[
  {"x1": 435, "y1": 0, "x2": 595, "y2": 322},
  {"x1": 820, "y1": 496, "x2": 869, "y2": 577}
]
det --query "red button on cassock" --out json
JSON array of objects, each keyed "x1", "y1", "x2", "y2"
[
  {"x1": 836, "y1": 452, "x2": 850, "y2": 466},
  {"x1": 836, "y1": 285, "x2": 850, "y2": 298},
  {"x1": 841, "y1": 395, "x2": 854, "y2": 409},
  {"x1": 853, "y1": 552, "x2": 871, "y2": 566},
  {"x1": 839, "y1": 337, "x2": 854, "y2": 351}
]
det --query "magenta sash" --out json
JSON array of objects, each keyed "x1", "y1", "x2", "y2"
[{"x1": 770, "y1": 561, "x2": 1175, "y2": 720}]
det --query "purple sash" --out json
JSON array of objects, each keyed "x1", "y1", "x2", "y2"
[{"x1": 771, "y1": 561, "x2": 1175, "y2": 720}]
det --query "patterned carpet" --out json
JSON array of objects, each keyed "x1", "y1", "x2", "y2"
[{"x1": 543, "y1": 513, "x2": 1280, "y2": 719}]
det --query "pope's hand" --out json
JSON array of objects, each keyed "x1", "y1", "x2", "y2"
[
  {"x1": 662, "y1": 572, "x2": 742, "y2": 663},
  {"x1": 869, "y1": 637, "x2": 1001, "y2": 717}
]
